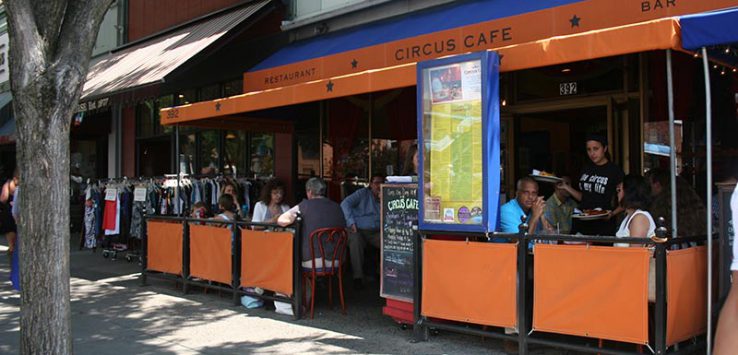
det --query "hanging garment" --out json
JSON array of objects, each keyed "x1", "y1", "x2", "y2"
[
  {"x1": 102, "y1": 191, "x2": 117, "y2": 231},
  {"x1": 104, "y1": 195, "x2": 120, "y2": 235},
  {"x1": 84, "y1": 200, "x2": 97, "y2": 249},
  {"x1": 130, "y1": 201, "x2": 145, "y2": 239}
]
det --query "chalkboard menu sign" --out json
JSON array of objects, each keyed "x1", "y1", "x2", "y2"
[{"x1": 381, "y1": 184, "x2": 418, "y2": 301}]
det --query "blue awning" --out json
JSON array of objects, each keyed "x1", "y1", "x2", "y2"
[
  {"x1": 0, "y1": 115, "x2": 15, "y2": 137},
  {"x1": 0, "y1": 92, "x2": 11, "y2": 111},
  {"x1": 251, "y1": 0, "x2": 582, "y2": 71},
  {"x1": 0, "y1": 92, "x2": 14, "y2": 144},
  {"x1": 681, "y1": 7, "x2": 738, "y2": 50}
]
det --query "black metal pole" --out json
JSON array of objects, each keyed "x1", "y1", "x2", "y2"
[
  {"x1": 140, "y1": 218, "x2": 148, "y2": 286},
  {"x1": 518, "y1": 218, "x2": 530, "y2": 355},
  {"x1": 654, "y1": 242, "x2": 667, "y2": 354},
  {"x1": 413, "y1": 229, "x2": 428, "y2": 342},
  {"x1": 232, "y1": 221, "x2": 240, "y2": 306},
  {"x1": 292, "y1": 216, "x2": 303, "y2": 320},
  {"x1": 182, "y1": 220, "x2": 190, "y2": 294}
]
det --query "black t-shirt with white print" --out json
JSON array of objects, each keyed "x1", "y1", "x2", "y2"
[{"x1": 577, "y1": 161, "x2": 624, "y2": 210}]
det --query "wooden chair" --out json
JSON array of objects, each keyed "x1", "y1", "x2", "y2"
[{"x1": 302, "y1": 227, "x2": 348, "y2": 318}]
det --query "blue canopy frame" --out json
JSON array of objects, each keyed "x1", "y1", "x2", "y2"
[
  {"x1": 681, "y1": 7, "x2": 738, "y2": 50},
  {"x1": 679, "y1": 7, "x2": 738, "y2": 353}
]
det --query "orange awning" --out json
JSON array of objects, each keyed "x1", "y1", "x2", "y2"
[{"x1": 161, "y1": 18, "x2": 680, "y2": 126}]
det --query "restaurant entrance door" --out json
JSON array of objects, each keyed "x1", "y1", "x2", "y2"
[{"x1": 512, "y1": 103, "x2": 616, "y2": 198}]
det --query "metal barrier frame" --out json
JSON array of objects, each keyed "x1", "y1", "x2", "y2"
[
  {"x1": 140, "y1": 215, "x2": 304, "y2": 320},
  {"x1": 412, "y1": 225, "x2": 711, "y2": 355}
]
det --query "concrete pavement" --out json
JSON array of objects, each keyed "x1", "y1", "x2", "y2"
[{"x1": 0, "y1": 242, "x2": 567, "y2": 354}]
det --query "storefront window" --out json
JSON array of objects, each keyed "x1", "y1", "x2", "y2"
[
  {"x1": 71, "y1": 140, "x2": 99, "y2": 179},
  {"x1": 327, "y1": 96, "x2": 369, "y2": 181},
  {"x1": 158, "y1": 95, "x2": 174, "y2": 135},
  {"x1": 370, "y1": 88, "x2": 417, "y2": 177},
  {"x1": 200, "y1": 84, "x2": 221, "y2": 101},
  {"x1": 371, "y1": 139, "x2": 398, "y2": 176},
  {"x1": 223, "y1": 78, "x2": 243, "y2": 97},
  {"x1": 515, "y1": 56, "x2": 625, "y2": 102},
  {"x1": 199, "y1": 130, "x2": 220, "y2": 175},
  {"x1": 224, "y1": 130, "x2": 246, "y2": 175},
  {"x1": 177, "y1": 89, "x2": 197, "y2": 105},
  {"x1": 136, "y1": 100, "x2": 155, "y2": 138},
  {"x1": 179, "y1": 130, "x2": 196, "y2": 175},
  {"x1": 250, "y1": 133, "x2": 274, "y2": 178}
]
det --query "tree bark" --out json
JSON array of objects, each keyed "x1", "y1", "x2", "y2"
[{"x1": 5, "y1": 1, "x2": 113, "y2": 353}]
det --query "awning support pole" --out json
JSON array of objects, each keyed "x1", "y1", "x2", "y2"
[
  {"x1": 175, "y1": 124, "x2": 181, "y2": 216},
  {"x1": 701, "y1": 46, "x2": 714, "y2": 355},
  {"x1": 666, "y1": 49, "x2": 678, "y2": 238}
]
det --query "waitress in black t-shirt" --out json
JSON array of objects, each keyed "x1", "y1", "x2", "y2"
[{"x1": 557, "y1": 134, "x2": 624, "y2": 235}]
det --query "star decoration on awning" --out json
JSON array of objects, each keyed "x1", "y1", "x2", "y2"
[
  {"x1": 351, "y1": 59, "x2": 358, "y2": 69},
  {"x1": 326, "y1": 80, "x2": 334, "y2": 92},
  {"x1": 215, "y1": 102, "x2": 221, "y2": 111},
  {"x1": 569, "y1": 15, "x2": 581, "y2": 28}
]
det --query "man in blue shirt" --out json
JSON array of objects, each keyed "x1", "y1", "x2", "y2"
[
  {"x1": 499, "y1": 177, "x2": 547, "y2": 235},
  {"x1": 341, "y1": 175, "x2": 385, "y2": 289}
]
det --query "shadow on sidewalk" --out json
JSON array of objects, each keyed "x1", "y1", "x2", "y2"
[{"x1": 0, "y1": 246, "x2": 527, "y2": 354}]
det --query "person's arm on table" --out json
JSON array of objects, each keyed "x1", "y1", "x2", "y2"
[{"x1": 277, "y1": 205, "x2": 300, "y2": 227}]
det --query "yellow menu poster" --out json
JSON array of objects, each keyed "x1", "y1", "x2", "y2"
[{"x1": 423, "y1": 59, "x2": 484, "y2": 224}]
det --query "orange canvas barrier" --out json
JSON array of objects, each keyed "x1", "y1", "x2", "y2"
[
  {"x1": 240, "y1": 230, "x2": 294, "y2": 296},
  {"x1": 666, "y1": 246, "x2": 707, "y2": 345},
  {"x1": 422, "y1": 239, "x2": 517, "y2": 328},
  {"x1": 146, "y1": 221, "x2": 183, "y2": 275},
  {"x1": 533, "y1": 245, "x2": 650, "y2": 344},
  {"x1": 189, "y1": 225, "x2": 233, "y2": 285}
]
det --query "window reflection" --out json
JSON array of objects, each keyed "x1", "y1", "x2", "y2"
[
  {"x1": 224, "y1": 131, "x2": 246, "y2": 176},
  {"x1": 250, "y1": 133, "x2": 274, "y2": 178},
  {"x1": 199, "y1": 130, "x2": 220, "y2": 175}
]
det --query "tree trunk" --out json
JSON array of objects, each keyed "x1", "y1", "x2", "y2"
[
  {"x1": 5, "y1": 1, "x2": 114, "y2": 353},
  {"x1": 16, "y1": 100, "x2": 72, "y2": 354}
]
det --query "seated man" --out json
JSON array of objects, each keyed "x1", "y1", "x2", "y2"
[
  {"x1": 544, "y1": 175, "x2": 577, "y2": 234},
  {"x1": 498, "y1": 177, "x2": 548, "y2": 239},
  {"x1": 340, "y1": 175, "x2": 384, "y2": 289},
  {"x1": 278, "y1": 177, "x2": 346, "y2": 267}
]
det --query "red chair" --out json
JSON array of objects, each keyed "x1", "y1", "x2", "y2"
[{"x1": 302, "y1": 227, "x2": 348, "y2": 318}]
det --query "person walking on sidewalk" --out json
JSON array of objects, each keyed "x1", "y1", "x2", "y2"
[
  {"x1": 341, "y1": 175, "x2": 384, "y2": 290},
  {"x1": 9, "y1": 183, "x2": 19, "y2": 291},
  {"x1": 0, "y1": 168, "x2": 18, "y2": 259}
]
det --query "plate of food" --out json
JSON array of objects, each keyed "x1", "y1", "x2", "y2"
[
  {"x1": 572, "y1": 209, "x2": 611, "y2": 220},
  {"x1": 529, "y1": 169, "x2": 563, "y2": 183}
]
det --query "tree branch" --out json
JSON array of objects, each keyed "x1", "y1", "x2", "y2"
[
  {"x1": 5, "y1": 0, "x2": 45, "y2": 89},
  {"x1": 30, "y1": 0, "x2": 67, "y2": 58},
  {"x1": 56, "y1": 0, "x2": 113, "y2": 66}
]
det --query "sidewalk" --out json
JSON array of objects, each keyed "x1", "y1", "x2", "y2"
[{"x1": 0, "y1": 243, "x2": 563, "y2": 354}]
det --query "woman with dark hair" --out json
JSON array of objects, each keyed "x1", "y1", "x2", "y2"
[
  {"x1": 557, "y1": 134, "x2": 624, "y2": 235},
  {"x1": 614, "y1": 174, "x2": 656, "y2": 247},
  {"x1": 251, "y1": 178, "x2": 290, "y2": 223}
]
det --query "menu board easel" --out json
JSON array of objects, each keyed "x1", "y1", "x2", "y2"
[{"x1": 380, "y1": 184, "x2": 418, "y2": 302}]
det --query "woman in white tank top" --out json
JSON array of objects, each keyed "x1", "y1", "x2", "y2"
[{"x1": 614, "y1": 174, "x2": 656, "y2": 247}]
